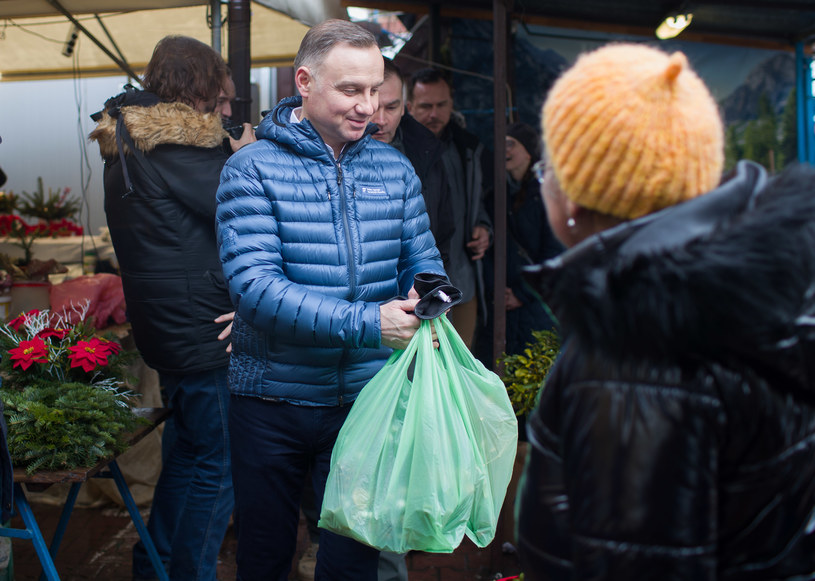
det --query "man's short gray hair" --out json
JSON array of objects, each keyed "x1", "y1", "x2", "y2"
[{"x1": 294, "y1": 19, "x2": 379, "y2": 73}]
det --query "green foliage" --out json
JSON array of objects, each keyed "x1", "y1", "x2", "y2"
[
  {"x1": 724, "y1": 124, "x2": 743, "y2": 172},
  {"x1": 499, "y1": 329, "x2": 560, "y2": 417},
  {"x1": 726, "y1": 90, "x2": 799, "y2": 174},
  {"x1": 779, "y1": 87, "x2": 798, "y2": 167},
  {"x1": 744, "y1": 93, "x2": 779, "y2": 171},
  {"x1": 18, "y1": 177, "x2": 81, "y2": 222},
  {"x1": 0, "y1": 192, "x2": 18, "y2": 215},
  {"x1": 2, "y1": 381, "x2": 146, "y2": 473}
]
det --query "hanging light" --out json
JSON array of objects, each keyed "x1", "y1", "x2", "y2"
[{"x1": 655, "y1": 12, "x2": 693, "y2": 40}]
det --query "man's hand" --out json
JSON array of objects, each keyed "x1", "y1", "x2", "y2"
[
  {"x1": 505, "y1": 288, "x2": 522, "y2": 311},
  {"x1": 215, "y1": 311, "x2": 235, "y2": 353},
  {"x1": 467, "y1": 225, "x2": 491, "y2": 260},
  {"x1": 229, "y1": 123, "x2": 256, "y2": 152},
  {"x1": 380, "y1": 298, "x2": 421, "y2": 350}
]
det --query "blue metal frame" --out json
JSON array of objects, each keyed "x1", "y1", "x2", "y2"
[
  {"x1": 0, "y1": 460, "x2": 168, "y2": 581},
  {"x1": 795, "y1": 42, "x2": 815, "y2": 164}
]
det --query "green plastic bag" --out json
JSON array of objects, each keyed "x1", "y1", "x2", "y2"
[{"x1": 319, "y1": 314, "x2": 518, "y2": 553}]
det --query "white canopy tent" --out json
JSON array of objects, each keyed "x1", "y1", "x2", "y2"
[
  {"x1": 0, "y1": 0, "x2": 346, "y2": 81},
  {"x1": 0, "y1": 0, "x2": 344, "y2": 260}
]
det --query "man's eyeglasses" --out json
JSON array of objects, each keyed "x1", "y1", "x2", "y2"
[{"x1": 532, "y1": 160, "x2": 546, "y2": 185}]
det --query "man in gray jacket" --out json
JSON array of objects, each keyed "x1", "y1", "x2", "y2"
[{"x1": 407, "y1": 68, "x2": 492, "y2": 349}]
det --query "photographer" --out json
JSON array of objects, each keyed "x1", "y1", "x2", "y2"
[{"x1": 89, "y1": 35, "x2": 253, "y2": 581}]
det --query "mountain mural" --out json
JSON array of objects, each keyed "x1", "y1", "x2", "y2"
[{"x1": 719, "y1": 52, "x2": 795, "y2": 124}]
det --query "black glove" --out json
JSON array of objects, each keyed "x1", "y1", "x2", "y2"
[{"x1": 413, "y1": 273, "x2": 462, "y2": 319}]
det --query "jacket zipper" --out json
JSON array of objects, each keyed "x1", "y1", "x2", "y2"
[
  {"x1": 336, "y1": 157, "x2": 354, "y2": 403},
  {"x1": 337, "y1": 348, "x2": 347, "y2": 405},
  {"x1": 336, "y1": 159, "x2": 357, "y2": 297}
]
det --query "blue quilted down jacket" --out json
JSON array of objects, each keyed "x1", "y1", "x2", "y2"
[{"x1": 216, "y1": 96, "x2": 445, "y2": 405}]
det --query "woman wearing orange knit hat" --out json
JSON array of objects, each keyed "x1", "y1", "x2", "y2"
[{"x1": 517, "y1": 43, "x2": 815, "y2": 580}]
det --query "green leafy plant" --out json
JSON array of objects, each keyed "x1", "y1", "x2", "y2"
[
  {"x1": 499, "y1": 329, "x2": 560, "y2": 417},
  {"x1": 18, "y1": 177, "x2": 81, "y2": 222},
  {"x1": 0, "y1": 191, "x2": 18, "y2": 215},
  {"x1": 0, "y1": 301, "x2": 144, "y2": 473},
  {"x1": 3, "y1": 382, "x2": 141, "y2": 474},
  {"x1": 0, "y1": 178, "x2": 82, "y2": 278}
]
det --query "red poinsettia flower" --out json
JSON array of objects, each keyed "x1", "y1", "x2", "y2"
[
  {"x1": 8, "y1": 309, "x2": 41, "y2": 331},
  {"x1": 9, "y1": 337, "x2": 49, "y2": 370},
  {"x1": 98, "y1": 338, "x2": 121, "y2": 355},
  {"x1": 38, "y1": 328, "x2": 70, "y2": 340},
  {"x1": 68, "y1": 337, "x2": 111, "y2": 372}
]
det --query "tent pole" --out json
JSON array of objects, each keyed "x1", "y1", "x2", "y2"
[
  {"x1": 93, "y1": 15, "x2": 131, "y2": 81},
  {"x1": 211, "y1": 0, "x2": 223, "y2": 54},
  {"x1": 795, "y1": 41, "x2": 815, "y2": 164},
  {"x1": 429, "y1": 2, "x2": 442, "y2": 64},
  {"x1": 492, "y1": 0, "x2": 509, "y2": 371},
  {"x1": 228, "y1": 0, "x2": 252, "y2": 124},
  {"x1": 43, "y1": 0, "x2": 141, "y2": 82}
]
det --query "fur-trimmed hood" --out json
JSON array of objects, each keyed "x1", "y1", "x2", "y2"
[
  {"x1": 525, "y1": 160, "x2": 815, "y2": 389},
  {"x1": 89, "y1": 91, "x2": 228, "y2": 158}
]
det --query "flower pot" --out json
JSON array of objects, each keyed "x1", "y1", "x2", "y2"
[{"x1": 9, "y1": 281, "x2": 50, "y2": 317}]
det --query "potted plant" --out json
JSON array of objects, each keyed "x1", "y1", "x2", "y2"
[
  {"x1": 17, "y1": 177, "x2": 81, "y2": 224},
  {"x1": 0, "y1": 177, "x2": 83, "y2": 315},
  {"x1": 494, "y1": 329, "x2": 560, "y2": 566},
  {"x1": 0, "y1": 302, "x2": 145, "y2": 473}
]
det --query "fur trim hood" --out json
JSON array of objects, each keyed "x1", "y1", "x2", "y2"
[
  {"x1": 90, "y1": 93, "x2": 228, "y2": 157},
  {"x1": 525, "y1": 161, "x2": 815, "y2": 389}
]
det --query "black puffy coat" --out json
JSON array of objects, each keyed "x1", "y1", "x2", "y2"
[
  {"x1": 398, "y1": 113, "x2": 455, "y2": 265},
  {"x1": 90, "y1": 89, "x2": 233, "y2": 374},
  {"x1": 518, "y1": 161, "x2": 815, "y2": 580}
]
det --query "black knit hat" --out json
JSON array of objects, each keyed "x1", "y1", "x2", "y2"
[{"x1": 507, "y1": 122, "x2": 542, "y2": 161}]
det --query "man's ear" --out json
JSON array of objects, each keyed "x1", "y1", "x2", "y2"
[
  {"x1": 405, "y1": 100, "x2": 413, "y2": 114},
  {"x1": 294, "y1": 66, "x2": 312, "y2": 97}
]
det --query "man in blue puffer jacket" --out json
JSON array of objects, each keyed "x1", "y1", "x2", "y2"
[{"x1": 216, "y1": 19, "x2": 446, "y2": 581}]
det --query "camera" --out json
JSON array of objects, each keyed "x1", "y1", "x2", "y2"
[{"x1": 222, "y1": 118, "x2": 245, "y2": 140}]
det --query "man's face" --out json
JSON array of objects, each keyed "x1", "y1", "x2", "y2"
[
  {"x1": 371, "y1": 74, "x2": 404, "y2": 144},
  {"x1": 297, "y1": 44, "x2": 384, "y2": 155},
  {"x1": 406, "y1": 80, "x2": 453, "y2": 138},
  {"x1": 215, "y1": 78, "x2": 236, "y2": 118},
  {"x1": 193, "y1": 78, "x2": 235, "y2": 117}
]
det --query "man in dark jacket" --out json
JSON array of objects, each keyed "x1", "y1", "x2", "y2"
[
  {"x1": 90, "y1": 35, "x2": 253, "y2": 581},
  {"x1": 407, "y1": 68, "x2": 492, "y2": 349},
  {"x1": 372, "y1": 59, "x2": 454, "y2": 266}
]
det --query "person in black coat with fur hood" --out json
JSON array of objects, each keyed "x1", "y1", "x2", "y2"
[
  {"x1": 517, "y1": 43, "x2": 815, "y2": 581},
  {"x1": 90, "y1": 35, "x2": 253, "y2": 581}
]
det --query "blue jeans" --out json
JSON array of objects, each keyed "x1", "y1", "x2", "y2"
[
  {"x1": 230, "y1": 395, "x2": 380, "y2": 581},
  {"x1": 133, "y1": 367, "x2": 234, "y2": 581}
]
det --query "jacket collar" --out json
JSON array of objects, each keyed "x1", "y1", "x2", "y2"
[
  {"x1": 525, "y1": 160, "x2": 815, "y2": 381},
  {"x1": 256, "y1": 96, "x2": 377, "y2": 162}
]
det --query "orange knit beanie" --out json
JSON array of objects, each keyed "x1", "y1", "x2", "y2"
[{"x1": 542, "y1": 43, "x2": 724, "y2": 220}]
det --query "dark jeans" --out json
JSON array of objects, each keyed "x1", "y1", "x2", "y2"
[
  {"x1": 133, "y1": 367, "x2": 233, "y2": 581},
  {"x1": 230, "y1": 395, "x2": 380, "y2": 581}
]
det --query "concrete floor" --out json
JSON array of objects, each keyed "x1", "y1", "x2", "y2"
[{"x1": 7, "y1": 501, "x2": 522, "y2": 580}]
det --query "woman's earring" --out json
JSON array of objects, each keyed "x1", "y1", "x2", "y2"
[{"x1": 567, "y1": 217, "x2": 576, "y2": 228}]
